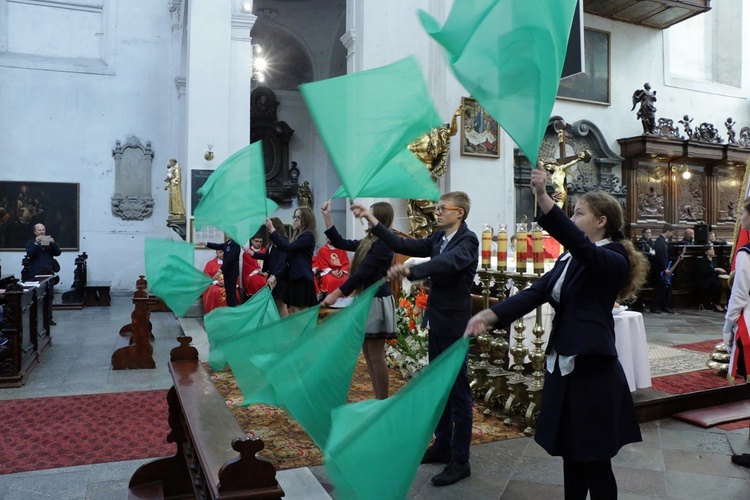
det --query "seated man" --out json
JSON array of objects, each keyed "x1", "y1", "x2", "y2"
[
  {"x1": 315, "y1": 239, "x2": 350, "y2": 299},
  {"x1": 242, "y1": 235, "x2": 267, "y2": 296},
  {"x1": 681, "y1": 228, "x2": 695, "y2": 245}
]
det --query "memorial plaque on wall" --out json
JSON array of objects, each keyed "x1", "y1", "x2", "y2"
[{"x1": 190, "y1": 169, "x2": 213, "y2": 214}]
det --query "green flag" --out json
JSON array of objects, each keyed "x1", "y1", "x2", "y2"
[
  {"x1": 204, "y1": 286, "x2": 280, "y2": 370},
  {"x1": 324, "y1": 337, "x2": 469, "y2": 500},
  {"x1": 225, "y1": 306, "x2": 320, "y2": 407},
  {"x1": 194, "y1": 142, "x2": 279, "y2": 246},
  {"x1": 256, "y1": 282, "x2": 381, "y2": 449},
  {"x1": 300, "y1": 57, "x2": 442, "y2": 200},
  {"x1": 146, "y1": 255, "x2": 212, "y2": 317},
  {"x1": 144, "y1": 238, "x2": 195, "y2": 282},
  {"x1": 419, "y1": 0, "x2": 577, "y2": 167},
  {"x1": 331, "y1": 147, "x2": 440, "y2": 200}
]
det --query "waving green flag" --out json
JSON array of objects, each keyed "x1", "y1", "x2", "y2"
[
  {"x1": 254, "y1": 282, "x2": 381, "y2": 449},
  {"x1": 144, "y1": 238, "x2": 195, "y2": 280},
  {"x1": 144, "y1": 245, "x2": 212, "y2": 317},
  {"x1": 204, "y1": 286, "x2": 279, "y2": 370},
  {"x1": 324, "y1": 337, "x2": 469, "y2": 500},
  {"x1": 331, "y1": 148, "x2": 440, "y2": 200},
  {"x1": 419, "y1": 0, "x2": 577, "y2": 167},
  {"x1": 225, "y1": 306, "x2": 320, "y2": 407},
  {"x1": 301, "y1": 57, "x2": 442, "y2": 201},
  {"x1": 194, "y1": 141, "x2": 279, "y2": 246}
]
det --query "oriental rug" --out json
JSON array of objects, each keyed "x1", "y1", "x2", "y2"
[
  {"x1": 0, "y1": 390, "x2": 173, "y2": 475},
  {"x1": 206, "y1": 356, "x2": 526, "y2": 470},
  {"x1": 650, "y1": 369, "x2": 738, "y2": 395}
]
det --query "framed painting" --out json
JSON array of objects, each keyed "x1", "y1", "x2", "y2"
[
  {"x1": 460, "y1": 97, "x2": 500, "y2": 158},
  {"x1": 557, "y1": 28, "x2": 610, "y2": 105},
  {"x1": 0, "y1": 182, "x2": 79, "y2": 251}
]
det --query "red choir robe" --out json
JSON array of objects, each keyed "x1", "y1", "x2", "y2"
[
  {"x1": 316, "y1": 244, "x2": 350, "y2": 295},
  {"x1": 242, "y1": 248, "x2": 267, "y2": 295},
  {"x1": 202, "y1": 257, "x2": 227, "y2": 314}
]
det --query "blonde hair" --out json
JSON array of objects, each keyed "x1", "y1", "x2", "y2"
[
  {"x1": 293, "y1": 206, "x2": 317, "y2": 241},
  {"x1": 440, "y1": 191, "x2": 471, "y2": 221}
]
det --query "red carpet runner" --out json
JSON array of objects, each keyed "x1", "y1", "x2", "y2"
[{"x1": 0, "y1": 390, "x2": 173, "y2": 475}]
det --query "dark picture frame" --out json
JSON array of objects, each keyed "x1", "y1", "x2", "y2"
[
  {"x1": 0, "y1": 181, "x2": 80, "y2": 250},
  {"x1": 557, "y1": 28, "x2": 610, "y2": 105},
  {"x1": 460, "y1": 97, "x2": 500, "y2": 158}
]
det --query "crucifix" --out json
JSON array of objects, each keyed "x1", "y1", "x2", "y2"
[{"x1": 538, "y1": 120, "x2": 592, "y2": 211}]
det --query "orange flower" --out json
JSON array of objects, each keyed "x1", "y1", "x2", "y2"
[
  {"x1": 399, "y1": 298, "x2": 410, "y2": 308},
  {"x1": 409, "y1": 319, "x2": 416, "y2": 331},
  {"x1": 415, "y1": 292, "x2": 428, "y2": 311}
]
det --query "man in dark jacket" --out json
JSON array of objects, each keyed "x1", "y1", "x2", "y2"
[
  {"x1": 26, "y1": 223, "x2": 61, "y2": 324},
  {"x1": 651, "y1": 223, "x2": 674, "y2": 314},
  {"x1": 205, "y1": 238, "x2": 240, "y2": 307},
  {"x1": 354, "y1": 191, "x2": 478, "y2": 487}
]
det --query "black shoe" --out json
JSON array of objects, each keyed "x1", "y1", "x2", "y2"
[
  {"x1": 431, "y1": 461, "x2": 471, "y2": 486},
  {"x1": 49, "y1": 319, "x2": 57, "y2": 326},
  {"x1": 662, "y1": 309, "x2": 675, "y2": 314},
  {"x1": 649, "y1": 309, "x2": 662, "y2": 314},
  {"x1": 731, "y1": 453, "x2": 750, "y2": 468},
  {"x1": 421, "y1": 446, "x2": 451, "y2": 464}
]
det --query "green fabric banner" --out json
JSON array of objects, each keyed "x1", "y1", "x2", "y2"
[
  {"x1": 225, "y1": 306, "x2": 320, "y2": 407},
  {"x1": 194, "y1": 141, "x2": 279, "y2": 246},
  {"x1": 146, "y1": 255, "x2": 212, "y2": 318},
  {"x1": 324, "y1": 337, "x2": 469, "y2": 500},
  {"x1": 300, "y1": 57, "x2": 442, "y2": 201},
  {"x1": 252, "y1": 282, "x2": 381, "y2": 449},
  {"x1": 204, "y1": 286, "x2": 280, "y2": 370},
  {"x1": 419, "y1": 0, "x2": 577, "y2": 167}
]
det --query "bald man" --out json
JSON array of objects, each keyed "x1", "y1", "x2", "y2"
[{"x1": 26, "y1": 223, "x2": 61, "y2": 324}]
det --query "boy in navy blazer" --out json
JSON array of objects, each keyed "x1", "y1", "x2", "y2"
[{"x1": 352, "y1": 191, "x2": 478, "y2": 487}]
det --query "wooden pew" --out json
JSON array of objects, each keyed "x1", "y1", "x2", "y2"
[
  {"x1": 128, "y1": 337, "x2": 284, "y2": 499},
  {"x1": 0, "y1": 276, "x2": 53, "y2": 387},
  {"x1": 113, "y1": 276, "x2": 155, "y2": 370}
]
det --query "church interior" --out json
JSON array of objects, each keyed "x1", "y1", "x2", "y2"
[{"x1": 2, "y1": 0, "x2": 750, "y2": 498}]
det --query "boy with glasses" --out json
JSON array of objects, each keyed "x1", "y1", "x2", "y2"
[{"x1": 351, "y1": 191, "x2": 478, "y2": 487}]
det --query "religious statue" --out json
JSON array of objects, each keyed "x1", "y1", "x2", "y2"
[
  {"x1": 538, "y1": 150, "x2": 592, "y2": 209},
  {"x1": 164, "y1": 159, "x2": 185, "y2": 218},
  {"x1": 297, "y1": 180, "x2": 313, "y2": 208},
  {"x1": 726, "y1": 117, "x2": 738, "y2": 144},
  {"x1": 631, "y1": 83, "x2": 657, "y2": 135},
  {"x1": 679, "y1": 115, "x2": 695, "y2": 139},
  {"x1": 406, "y1": 105, "x2": 465, "y2": 238}
]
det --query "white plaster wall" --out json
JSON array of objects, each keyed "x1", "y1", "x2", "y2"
[{"x1": 0, "y1": 0, "x2": 177, "y2": 290}]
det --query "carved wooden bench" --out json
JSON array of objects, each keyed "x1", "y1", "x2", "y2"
[
  {"x1": 128, "y1": 337, "x2": 284, "y2": 499},
  {"x1": 84, "y1": 280, "x2": 112, "y2": 307}
]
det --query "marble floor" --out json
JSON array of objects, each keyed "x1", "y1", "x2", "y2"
[{"x1": 1, "y1": 297, "x2": 749, "y2": 499}]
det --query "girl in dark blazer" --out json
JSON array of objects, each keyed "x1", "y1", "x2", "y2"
[
  {"x1": 320, "y1": 200, "x2": 396, "y2": 400},
  {"x1": 249, "y1": 217, "x2": 288, "y2": 317},
  {"x1": 266, "y1": 206, "x2": 317, "y2": 313},
  {"x1": 467, "y1": 168, "x2": 649, "y2": 499}
]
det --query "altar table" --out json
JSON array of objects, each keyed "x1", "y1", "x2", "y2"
[{"x1": 614, "y1": 310, "x2": 652, "y2": 392}]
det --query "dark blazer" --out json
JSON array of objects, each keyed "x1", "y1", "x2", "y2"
[
  {"x1": 324, "y1": 226, "x2": 393, "y2": 297},
  {"x1": 371, "y1": 221, "x2": 478, "y2": 338},
  {"x1": 695, "y1": 256, "x2": 720, "y2": 287},
  {"x1": 206, "y1": 240, "x2": 240, "y2": 280},
  {"x1": 253, "y1": 240, "x2": 288, "y2": 280},
  {"x1": 654, "y1": 234, "x2": 670, "y2": 273},
  {"x1": 270, "y1": 230, "x2": 314, "y2": 282},
  {"x1": 489, "y1": 205, "x2": 629, "y2": 357},
  {"x1": 26, "y1": 239, "x2": 61, "y2": 278}
]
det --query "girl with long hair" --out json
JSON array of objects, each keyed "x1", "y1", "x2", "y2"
[
  {"x1": 320, "y1": 200, "x2": 396, "y2": 399},
  {"x1": 266, "y1": 206, "x2": 317, "y2": 314},
  {"x1": 466, "y1": 168, "x2": 649, "y2": 499}
]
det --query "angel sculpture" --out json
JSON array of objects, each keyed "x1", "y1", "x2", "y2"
[
  {"x1": 726, "y1": 117, "x2": 738, "y2": 144},
  {"x1": 631, "y1": 83, "x2": 657, "y2": 135},
  {"x1": 679, "y1": 115, "x2": 695, "y2": 139}
]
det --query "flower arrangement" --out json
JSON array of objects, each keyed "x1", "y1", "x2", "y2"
[{"x1": 386, "y1": 287, "x2": 430, "y2": 379}]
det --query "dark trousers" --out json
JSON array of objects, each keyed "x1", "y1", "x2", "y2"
[
  {"x1": 651, "y1": 279, "x2": 672, "y2": 311},
  {"x1": 224, "y1": 273, "x2": 238, "y2": 307},
  {"x1": 428, "y1": 334, "x2": 473, "y2": 464}
]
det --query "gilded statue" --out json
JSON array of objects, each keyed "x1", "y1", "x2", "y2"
[
  {"x1": 538, "y1": 150, "x2": 592, "y2": 209},
  {"x1": 164, "y1": 158, "x2": 185, "y2": 218},
  {"x1": 406, "y1": 105, "x2": 465, "y2": 238},
  {"x1": 297, "y1": 180, "x2": 313, "y2": 208}
]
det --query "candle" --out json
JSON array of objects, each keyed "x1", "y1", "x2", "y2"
[
  {"x1": 532, "y1": 223, "x2": 544, "y2": 273},
  {"x1": 481, "y1": 224, "x2": 492, "y2": 269},
  {"x1": 515, "y1": 223, "x2": 528, "y2": 272},
  {"x1": 497, "y1": 224, "x2": 508, "y2": 271}
]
